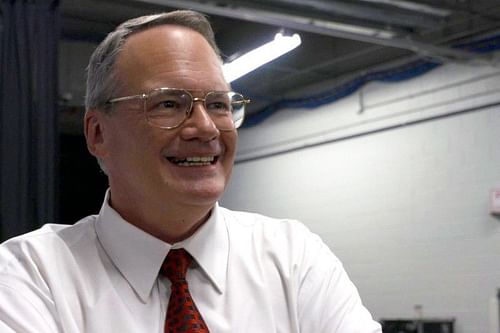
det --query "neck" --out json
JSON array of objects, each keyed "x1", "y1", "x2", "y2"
[{"x1": 108, "y1": 188, "x2": 214, "y2": 244}]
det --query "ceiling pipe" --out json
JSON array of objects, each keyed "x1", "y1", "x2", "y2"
[
  {"x1": 133, "y1": 0, "x2": 495, "y2": 66},
  {"x1": 270, "y1": 0, "x2": 443, "y2": 28},
  {"x1": 358, "y1": 0, "x2": 451, "y2": 17}
]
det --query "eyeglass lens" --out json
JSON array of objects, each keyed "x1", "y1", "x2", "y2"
[{"x1": 145, "y1": 89, "x2": 245, "y2": 130}]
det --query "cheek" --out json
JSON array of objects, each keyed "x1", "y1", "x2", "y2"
[
  {"x1": 221, "y1": 132, "x2": 237, "y2": 172},
  {"x1": 106, "y1": 120, "x2": 153, "y2": 161},
  {"x1": 222, "y1": 131, "x2": 238, "y2": 152}
]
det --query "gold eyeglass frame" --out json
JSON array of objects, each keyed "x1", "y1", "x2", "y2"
[{"x1": 106, "y1": 87, "x2": 251, "y2": 131}]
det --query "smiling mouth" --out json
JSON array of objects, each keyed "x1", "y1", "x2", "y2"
[{"x1": 166, "y1": 156, "x2": 218, "y2": 166}]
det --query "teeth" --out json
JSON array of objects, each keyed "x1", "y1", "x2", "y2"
[
  {"x1": 169, "y1": 156, "x2": 216, "y2": 166},
  {"x1": 185, "y1": 156, "x2": 214, "y2": 162}
]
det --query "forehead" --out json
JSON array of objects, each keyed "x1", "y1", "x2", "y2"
[{"x1": 115, "y1": 25, "x2": 228, "y2": 93}]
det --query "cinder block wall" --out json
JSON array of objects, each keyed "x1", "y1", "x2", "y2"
[{"x1": 222, "y1": 63, "x2": 500, "y2": 333}]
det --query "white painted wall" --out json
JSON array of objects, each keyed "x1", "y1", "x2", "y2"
[{"x1": 222, "y1": 61, "x2": 500, "y2": 333}]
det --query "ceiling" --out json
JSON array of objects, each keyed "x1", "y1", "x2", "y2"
[{"x1": 61, "y1": 0, "x2": 500, "y2": 119}]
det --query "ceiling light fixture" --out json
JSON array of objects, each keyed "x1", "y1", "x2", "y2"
[{"x1": 223, "y1": 32, "x2": 302, "y2": 83}]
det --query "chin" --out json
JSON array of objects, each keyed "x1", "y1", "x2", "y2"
[{"x1": 176, "y1": 182, "x2": 226, "y2": 206}]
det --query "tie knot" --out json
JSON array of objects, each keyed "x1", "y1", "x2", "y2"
[{"x1": 161, "y1": 248, "x2": 193, "y2": 282}]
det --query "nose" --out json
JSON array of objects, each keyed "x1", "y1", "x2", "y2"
[{"x1": 179, "y1": 100, "x2": 219, "y2": 141}]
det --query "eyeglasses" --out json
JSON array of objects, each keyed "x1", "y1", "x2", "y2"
[{"x1": 106, "y1": 88, "x2": 250, "y2": 131}]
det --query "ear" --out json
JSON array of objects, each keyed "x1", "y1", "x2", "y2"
[{"x1": 84, "y1": 109, "x2": 109, "y2": 159}]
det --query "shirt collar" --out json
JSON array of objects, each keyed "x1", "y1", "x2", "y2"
[
  {"x1": 173, "y1": 202, "x2": 228, "y2": 295},
  {"x1": 95, "y1": 190, "x2": 228, "y2": 302}
]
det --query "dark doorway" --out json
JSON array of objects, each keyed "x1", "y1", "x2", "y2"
[{"x1": 59, "y1": 134, "x2": 108, "y2": 224}]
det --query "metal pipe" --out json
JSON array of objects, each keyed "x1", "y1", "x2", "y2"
[{"x1": 271, "y1": 0, "x2": 443, "y2": 28}]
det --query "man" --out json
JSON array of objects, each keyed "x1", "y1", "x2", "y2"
[{"x1": 0, "y1": 10, "x2": 382, "y2": 333}]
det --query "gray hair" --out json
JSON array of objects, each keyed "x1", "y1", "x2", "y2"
[{"x1": 85, "y1": 10, "x2": 221, "y2": 112}]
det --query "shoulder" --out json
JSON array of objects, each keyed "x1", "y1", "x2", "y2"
[
  {"x1": 0, "y1": 218, "x2": 97, "y2": 332},
  {"x1": 0, "y1": 215, "x2": 98, "y2": 275},
  {"x1": 218, "y1": 206, "x2": 341, "y2": 267},
  {"x1": 219, "y1": 206, "x2": 309, "y2": 230},
  {"x1": 220, "y1": 207, "x2": 313, "y2": 238}
]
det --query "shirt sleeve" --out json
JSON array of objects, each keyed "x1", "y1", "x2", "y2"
[
  {"x1": 296, "y1": 226, "x2": 382, "y2": 333},
  {"x1": 0, "y1": 280, "x2": 59, "y2": 333}
]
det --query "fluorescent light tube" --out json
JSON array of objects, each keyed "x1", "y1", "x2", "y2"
[{"x1": 223, "y1": 33, "x2": 302, "y2": 83}]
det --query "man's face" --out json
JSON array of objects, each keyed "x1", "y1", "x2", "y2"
[{"x1": 87, "y1": 25, "x2": 237, "y2": 217}]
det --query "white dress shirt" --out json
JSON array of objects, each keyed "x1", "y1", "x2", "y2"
[{"x1": 0, "y1": 192, "x2": 381, "y2": 332}]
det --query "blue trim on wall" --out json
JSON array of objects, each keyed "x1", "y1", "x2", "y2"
[{"x1": 243, "y1": 34, "x2": 500, "y2": 128}]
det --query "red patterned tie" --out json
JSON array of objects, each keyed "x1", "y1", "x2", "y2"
[{"x1": 161, "y1": 249, "x2": 209, "y2": 333}]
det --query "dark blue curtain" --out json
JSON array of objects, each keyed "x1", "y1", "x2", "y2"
[{"x1": 0, "y1": 0, "x2": 60, "y2": 240}]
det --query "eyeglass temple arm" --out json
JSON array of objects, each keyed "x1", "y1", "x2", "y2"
[
  {"x1": 237, "y1": 98, "x2": 251, "y2": 105},
  {"x1": 107, "y1": 93, "x2": 148, "y2": 104}
]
